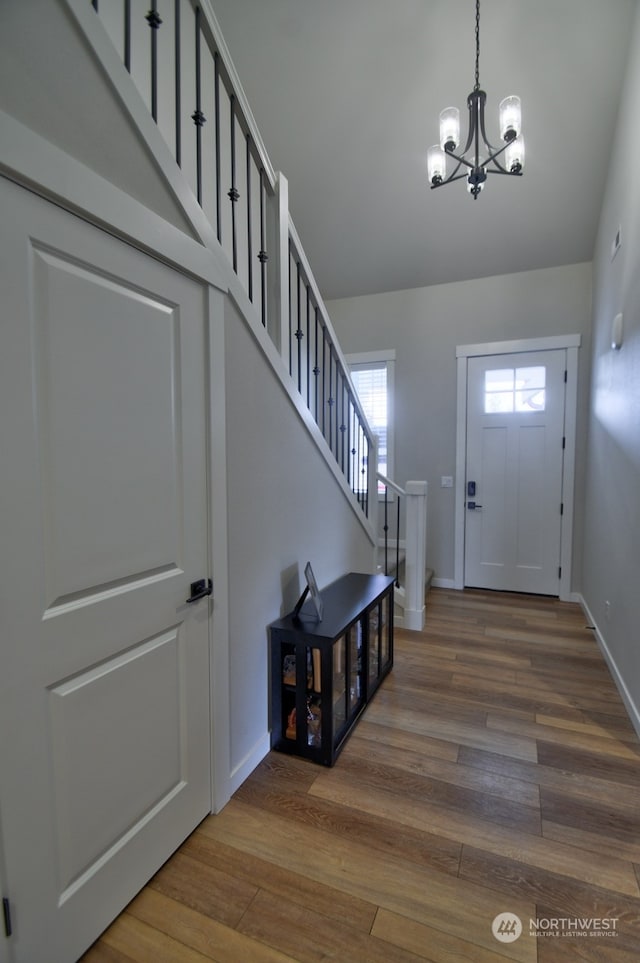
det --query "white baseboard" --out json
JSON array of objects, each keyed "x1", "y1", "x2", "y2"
[
  {"x1": 578, "y1": 594, "x2": 640, "y2": 741},
  {"x1": 214, "y1": 733, "x2": 271, "y2": 812},
  {"x1": 404, "y1": 607, "x2": 425, "y2": 631},
  {"x1": 431, "y1": 577, "x2": 455, "y2": 589},
  {"x1": 428, "y1": 578, "x2": 579, "y2": 599},
  {"x1": 563, "y1": 590, "x2": 582, "y2": 603}
]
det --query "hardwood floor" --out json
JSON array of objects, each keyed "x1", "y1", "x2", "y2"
[{"x1": 82, "y1": 589, "x2": 640, "y2": 962}]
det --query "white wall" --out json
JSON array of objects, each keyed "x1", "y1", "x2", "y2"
[
  {"x1": 223, "y1": 296, "x2": 375, "y2": 788},
  {"x1": 582, "y1": 1, "x2": 640, "y2": 730},
  {"x1": 327, "y1": 262, "x2": 593, "y2": 585}
]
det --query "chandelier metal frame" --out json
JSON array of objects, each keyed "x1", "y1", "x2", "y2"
[{"x1": 428, "y1": 0, "x2": 524, "y2": 199}]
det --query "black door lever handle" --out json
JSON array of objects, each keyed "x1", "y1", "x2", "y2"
[{"x1": 186, "y1": 578, "x2": 213, "y2": 603}]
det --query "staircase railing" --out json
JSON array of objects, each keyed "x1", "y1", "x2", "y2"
[
  {"x1": 377, "y1": 473, "x2": 428, "y2": 631},
  {"x1": 286, "y1": 218, "x2": 374, "y2": 512},
  {"x1": 88, "y1": 0, "x2": 375, "y2": 517},
  {"x1": 378, "y1": 473, "x2": 404, "y2": 587}
]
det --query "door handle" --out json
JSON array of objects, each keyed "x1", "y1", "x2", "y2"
[
  {"x1": 467, "y1": 501, "x2": 483, "y2": 511},
  {"x1": 186, "y1": 578, "x2": 213, "y2": 603}
]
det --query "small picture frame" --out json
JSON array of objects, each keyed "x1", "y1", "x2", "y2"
[
  {"x1": 293, "y1": 561, "x2": 324, "y2": 621},
  {"x1": 304, "y1": 561, "x2": 323, "y2": 621}
]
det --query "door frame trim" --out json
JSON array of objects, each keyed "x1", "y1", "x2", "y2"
[{"x1": 454, "y1": 334, "x2": 581, "y2": 600}]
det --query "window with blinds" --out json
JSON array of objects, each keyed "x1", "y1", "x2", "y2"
[{"x1": 349, "y1": 357, "x2": 393, "y2": 493}]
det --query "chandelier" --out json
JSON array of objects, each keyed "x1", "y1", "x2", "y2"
[{"x1": 427, "y1": 0, "x2": 524, "y2": 198}]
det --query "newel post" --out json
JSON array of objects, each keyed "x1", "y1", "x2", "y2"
[{"x1": 404, "y1": 480, "x2": 428, "y2": 631}]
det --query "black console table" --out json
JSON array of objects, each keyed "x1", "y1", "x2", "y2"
[{"x1": 269, "y1": 572, "x2": 394, "y2": 766}]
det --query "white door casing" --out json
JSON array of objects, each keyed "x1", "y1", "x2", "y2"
[
  {"x1": 464, "y1": 349, "x2": 566, "y2": 594},
  {"x1": 0, "y1": 178, "x2": 212, "y2": 962},
  {"x1": 454, "y1": 336, "x2": 581, "y2": 600}
]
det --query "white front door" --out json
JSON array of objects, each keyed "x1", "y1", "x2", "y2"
[
  {"x1": 464, "y1": 349, "x2": 566, "y2": 594},
  {"x1": 0, "y1": 178, "x2": 212, "y2": 962}
]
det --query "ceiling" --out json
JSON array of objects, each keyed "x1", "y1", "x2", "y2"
[{"x1": 212, "y1": 0, "x2": 637, "y2": 301}]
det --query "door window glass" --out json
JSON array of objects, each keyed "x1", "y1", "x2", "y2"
[{"x1": 485, "y1": 366, "x2": 546, "y2": 413}]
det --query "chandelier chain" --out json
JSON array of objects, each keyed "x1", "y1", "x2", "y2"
[{"x1": 474, "y1": 0, "x2": 480, "y2": 91}]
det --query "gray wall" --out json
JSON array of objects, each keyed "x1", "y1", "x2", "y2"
[
  {"x1": 224, "y1": 296, "x2": 375, "y2": 775},
  {"x1": 327, "y1": 262, "x2": 593, "y2": 585},
  {"x1": 582, "y1": 2, "x2": 640, "y2": 724}
]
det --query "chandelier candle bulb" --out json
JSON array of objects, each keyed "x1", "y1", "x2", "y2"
[
  {"x1": 499, "y1": 95, "x2": 522, "y2": 141},
  {"x1": 439, "y1": 107, "x2": 461, "y2": 151},
  {"x1": 505, "y1": 137, "x2": 525, "y2": 173},
  {"x1": 427, "y1": 144, "x2": 447, "y2": 185}
]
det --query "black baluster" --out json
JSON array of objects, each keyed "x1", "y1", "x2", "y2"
[
  {"x1": 363, "y1": 435, "x2": 369, "y2": 516},
  {"x1": 174, "y1": 0, "x2": 180, "y2": 165},
  {"x1": 336, "y1": 369, "x2": 341, "y2": 466},
  {"x1": 395, "y1": 494, "x2": 401, "y2": 586},
  {"x1": 306, "y1": 287, "x2": 311, "y2": 409},
  {"x1": 295, "y1": 262, "x2": 303, "y2": 394},
  {"x1": 327, "y1": 348, "x2": 334, "y2": 450},
  {"x1": 357, "y1": 421, "x2": 362, "y2": 507},
  {"x1": 214, "y1": 53, "x2": 222, "y2": 242},
  {"x1": 313, "y1": 307, "x2": 320, "y2": 424},
  {"x1": 339, "y1": 377, "x2": 346, "y2": 472},
  {"x1": 350, "y1": 413, "x2": 354, "y2": 496},
  {"x1": 228, "y1": 95, "x2": 240, "y2": 273},
  {"x1": 288, "y1": 244, "x2": 293, "y2": 375},
  {"x1": 350, "y1": 396, "x2": 355, "y2": 489},
  {"x1": 192, "y1": 8, "x2": 206, "y2": 206},
  {"x1": 321, "y1": 327, "x2": 326, "y2": 435},
  {"x1": 364, "y1": 436, "x2": 372, "y2": 518},
  {"x1": 146, "y1": 2, "x2": 162, "y2": 123},
  {"x1": 346, "y1": 393, "x2": 353, "y2": 488},
  {"x1": 246, "y1": 134, "x2": 253, "y2": 301},
  {"x1": 258, "y1": 168, "x2": 268, "y2": 327},
  {"x1": 325, "y1": 350, "x2": 333, "y2": 448},
  {"x1": 334, "y1": 360, "x2": 340, "y2": 461},
  {"x1": 383, "y1": 487, "x2": 389, "y2": 574},
  {"x1": 124, "y1": 0, "x2": 131, "y2": 71}
]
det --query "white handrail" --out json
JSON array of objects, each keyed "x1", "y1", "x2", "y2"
[{"x1": 376, "y1": 471, "x2": 405, "y2": 498}]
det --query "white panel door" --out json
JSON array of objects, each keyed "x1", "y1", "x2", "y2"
[
  {"x1": 0, "y1": 178, "x2": 211, "y2": 962},
  {"x1": 464, "y1": 349, "x2": 566, "y2": 594}
]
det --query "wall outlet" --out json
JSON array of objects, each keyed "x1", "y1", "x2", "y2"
[
  {"x1": 441, "y1": 475, "x2": 453, "y2": 488},
  {"x1": 604, "y1": 600, "x2": 611, "y2": 621}
]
